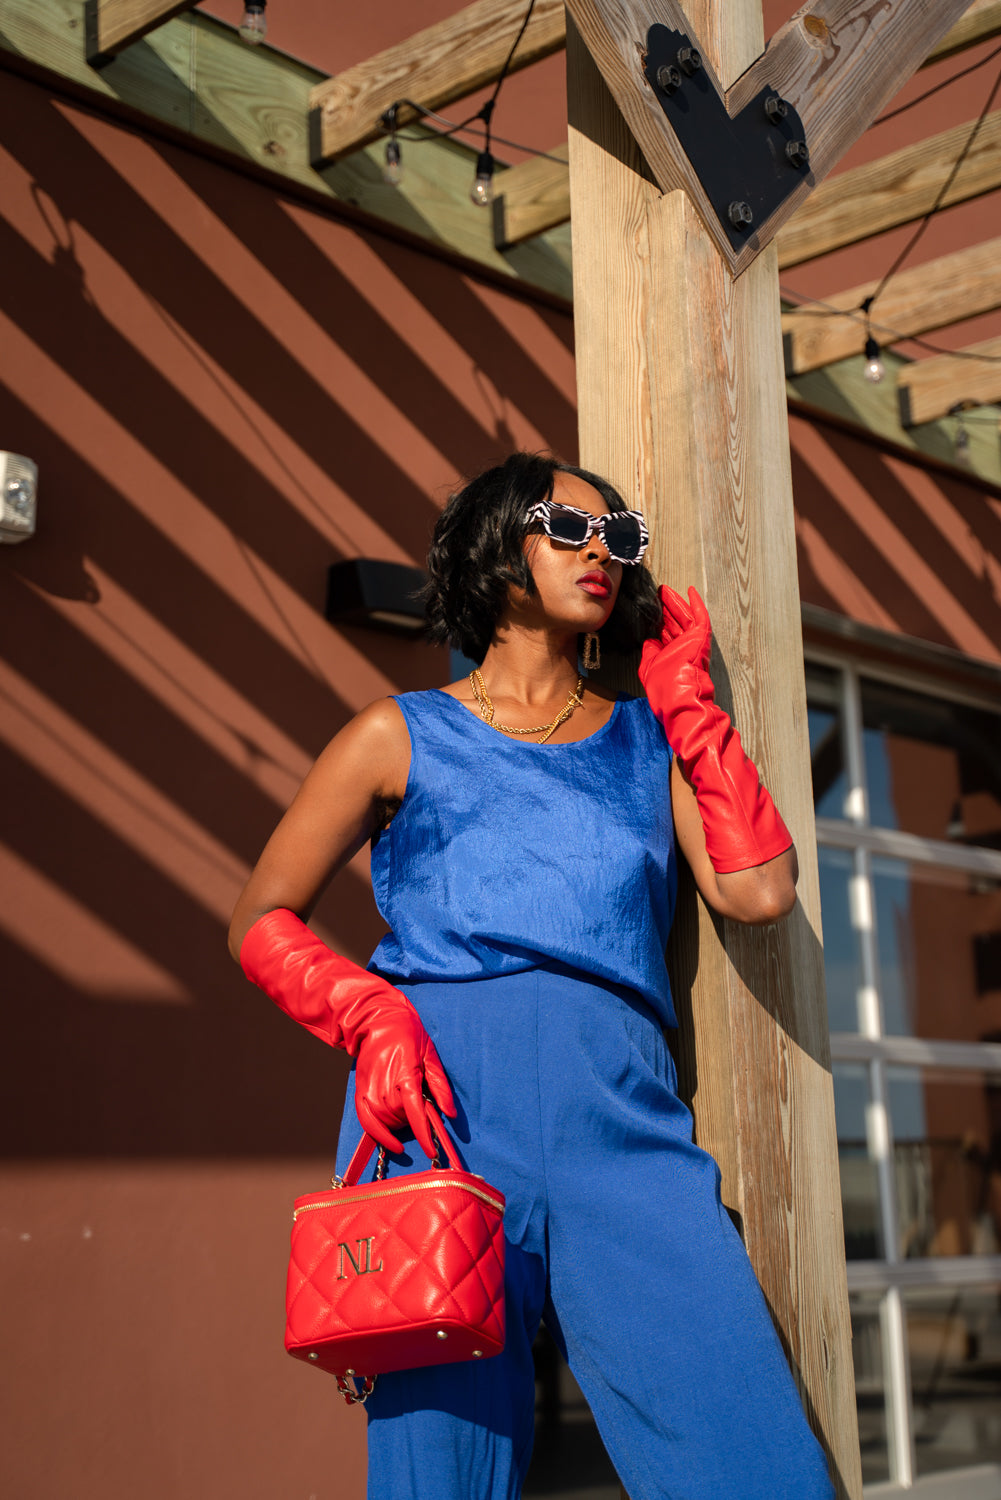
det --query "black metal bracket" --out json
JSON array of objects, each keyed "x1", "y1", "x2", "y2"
[{"x1": 643, "y1": 25, "x2": 812, "y2": 251}]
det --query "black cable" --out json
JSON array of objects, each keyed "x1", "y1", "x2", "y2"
[
  {"x1": 780, "y1": 287, "x2": 1001, "y2": 364},
  {"x1": 905, "y1": 332, "x2": 1001, "y2": 363},
  {"x1": 487, "y1": 0, "x2": 537, "y2": 115},
  {"x1": 379, "y1": 0, "x2": 540, "y2": 187},
  {"x1": 394, "y1": 101, "x2": 567, "y2": 162},
  {"x1": 866, "y1": 57, "x2": 1001, "y2": 310},
  {"x1": 873, "y1": 41, "x2": 1001, "y2": 126}
]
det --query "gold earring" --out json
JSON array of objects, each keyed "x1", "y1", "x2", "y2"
[{"x1": 583, "y1": 633, "x2": 600, "y2": 671}]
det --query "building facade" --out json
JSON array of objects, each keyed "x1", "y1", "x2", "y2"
[{"x1": 2, "y1": 4, "x2": 1000, "y2": 1497}]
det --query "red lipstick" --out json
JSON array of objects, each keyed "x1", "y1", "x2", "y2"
[{"x1": 577, "y1": 569, "x2": 612, "y2": 599}]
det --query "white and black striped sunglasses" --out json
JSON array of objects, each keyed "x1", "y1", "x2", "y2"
[{"x1": 524, "y1": 500, "x2": 649, "y2": 565}]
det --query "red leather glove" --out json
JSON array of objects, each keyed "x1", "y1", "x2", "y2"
[
  {"x1": 239, "y1": 908, "x2": 455, "y2": 1157},
  {"x1": 639, "y1": 585, "x2": 792, "y2": 874}
]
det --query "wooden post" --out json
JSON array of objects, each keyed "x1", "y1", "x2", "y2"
[{"x1": 566, "y1": 5, "x2": 862, "y2": 1497}]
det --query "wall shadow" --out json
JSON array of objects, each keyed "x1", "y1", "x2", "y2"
[{"x1": 0, "y1": 76, "x2": 440, "y2": 560}]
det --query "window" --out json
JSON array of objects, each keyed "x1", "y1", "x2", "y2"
[{"x1": 808, "y1": 657, "x2": 1001, "y2": 1496}]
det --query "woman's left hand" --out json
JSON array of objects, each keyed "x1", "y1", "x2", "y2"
[
  {"x1": 639, "y1": 585, "x2": 713, "y2": 697},
  {"x1": 640, "y1": 583, "x2": 798, "y2": 925}
]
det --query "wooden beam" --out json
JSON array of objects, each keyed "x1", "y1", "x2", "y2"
[
  {"x1": 564, "y1": 0, "x2": 969, "y2": 274},
  {"x1": 307, "y1": 0, "x2": 566, "y2": 166},
  {"x1": 925, "y1": 0, "x2": 1001, "y2": 65},
  {"x1": 488, "y1": 97, "x2": 1001, "y2": 261},
  {"x1": 778, "y1": 108, "x2": 1001, "y2": 268},
  {"x1": 898, "y1": 336, "x2": 1001, "y2": 425},
  {"x1": 84, "y1": 0, "x2": 198, "y2": 65},
  {"x1": 0, "y1": 1, "x2": 573, "y2": 304},
  {"x1": 567, "y1": 5, "x2": 861, "y2": 1494},
  {"x1": 433, "y1": 0, "x2": 1001, "y2": 252},
  {"x1": 782, "y1": 238, "x2": 1001, "y2": 374},
  {"x1": 786, "y1": 347, "x2": 1001, "y2": 487},
  {"x1": 492, "y1": 144, "x2": 570, "y2": 249}
]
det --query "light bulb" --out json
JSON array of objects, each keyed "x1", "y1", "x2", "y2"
[
  {"x1": 383, "y1": 138, "x2": 402, "y2": 187},
  {"x1": 954, "y1": 421, "x2": 972, "y2": 467},
  {"x1": 470, "y1": 151, "x2": 494, "y2": 207},
  {"x1": 239, "y1": 2, "x2": 267, "y2": 45},
  {"x1": 863, "y1": 335, "x2": 885, "y2": 384}
]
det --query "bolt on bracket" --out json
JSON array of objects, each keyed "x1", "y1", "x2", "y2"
[{"x1": 643, "y1": 25, "x2": 811, "y2": 251}]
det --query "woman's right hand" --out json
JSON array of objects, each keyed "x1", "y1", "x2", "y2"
[
  {"x1": 239, "y1": 907, "x2": 454, "y2": 1159},
  {"x1": 352, "y1": 994, "x2": 456, "y2": 1158}
]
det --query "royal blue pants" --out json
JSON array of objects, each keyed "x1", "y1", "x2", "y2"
[{"x1": 336, "y1": 966, "x2": 834, "y2": 1500}]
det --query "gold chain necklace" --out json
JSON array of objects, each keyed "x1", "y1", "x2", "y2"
[{"x1": 469, "y1": 669, "x2": 584, "y2": 745}]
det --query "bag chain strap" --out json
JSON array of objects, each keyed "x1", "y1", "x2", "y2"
[{"x1": 336, "y1": 1373, "x2": 377, "y2": 1405}]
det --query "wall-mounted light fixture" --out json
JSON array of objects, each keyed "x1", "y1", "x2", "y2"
[
  {"x1": 325, "y1": 559, "x2": 427, "y2": 636},
  {"x1": 0, "y1": 452, "x2": 37, "y2": 543}
]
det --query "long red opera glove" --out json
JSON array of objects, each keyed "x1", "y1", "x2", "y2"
[
  {"x1": 639, "y1": 585, "x2": 792, "y2": 874},
  {"x1": 240, "y1": 908, "x2": 455, "y2": 1156}
]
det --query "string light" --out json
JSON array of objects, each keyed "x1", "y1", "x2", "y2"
[
  {"x1": 384, "y1": 138, "x2": 403, "y2": 186},
  {"x1": 954, "y1": 399, "x2": 984, "y2": 462},
  {"x1": 781, "y1": 285, "x2": 1001, "y2": 365},
  {"x1": 860, "y1": 297, "x2": 885, "y2": 383},
  {"x1": 239, "y1": 0, "x2": 267, "y2": 45},
  {"x1": 376, "y1": 0, "x2": 538, "y2": 208},
  {"x1": 954, "y1": 418, "x2": 972, "y2": 465},
  {"x1": 863, "y1": 335, "x2": 886, "y2": 384},
  {"x1": 467, "y1": 0, "x2": 535, "y2": 207},
  {"x1": 382, "y1": 105, "x2": 402, "y2": 186},
  {"x1": 470, "y1": 149, "x2": 496, "y2": 206},
  {"x1": 784, "y1": 56, "x2": 1001, "y2": 406},
  {"x1": 950, "y1": 402, "x2": 976, "y2": 467}
]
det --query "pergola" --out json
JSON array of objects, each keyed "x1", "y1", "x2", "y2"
[
  {"x1": 75, "y1": 0, "x2": 1001, "y2": 432},
  {"x1": 8, "y1": 5, "x2": 1001, "y2": 1497}
]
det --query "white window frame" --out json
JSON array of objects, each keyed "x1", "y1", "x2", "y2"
[{"x1": 806, "y1": 648, "x2": 1001, "y2": 1498}]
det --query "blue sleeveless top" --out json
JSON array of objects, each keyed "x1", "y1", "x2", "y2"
[{"x1": 368, "y1": 691, "x2": 678, "y2": 1025}]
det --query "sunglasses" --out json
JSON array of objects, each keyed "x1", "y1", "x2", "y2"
[{"x1": 524, "y1": 500, "x2": 649, "y2": 565}]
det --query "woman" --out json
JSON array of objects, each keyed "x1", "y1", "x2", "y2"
[{"x1": 229, "y1": 452, "x2": 834, "y2": 1500}]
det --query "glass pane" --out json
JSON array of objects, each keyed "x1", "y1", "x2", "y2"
[
  {"x1": 860, "y1": 679, "x2": 1001, "y2": 849},
  {"x1": 834, "y1": 1064, "x2": 885, "y2": 1260},
  {"x1": 889, "y1": 1068, "x2": 1001, "y2": 1260},
  {"x1": 819, "y1": 846, "x2": 865, "y2": 1033},
  {"x1": 904, "y1": 1286, "x2": 1001, "y2": 1477},
  {"x1": 526, "y1": 1328, "x2": 619, "y2": 1497},
  {"x1": 850, "y1": 1292, "x2": 890, "y2": 1485},
  {"x1": 806, "y1": 664, "x2": 849, "y2": 820},
  {"x1": 872, "y1": 858, "x2": 1001, "y2": 1041}
]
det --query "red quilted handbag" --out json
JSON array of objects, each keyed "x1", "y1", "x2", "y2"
[{"x1": 285, "y1": 1106, "x2": 506, "y2": 1404}]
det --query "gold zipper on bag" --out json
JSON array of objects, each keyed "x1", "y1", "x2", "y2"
[{"x1": 293, "y1": 1177, "x2": 505, "y2": 1222}]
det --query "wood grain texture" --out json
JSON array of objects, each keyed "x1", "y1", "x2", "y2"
[
  {"x1": 726, "y1": 0, "x2": 972, "y2": 137},
  {"x1": 926, "y1": 0, "x2": 1001, "y2": 65},
  {"x1": 307, "y1": 0, "x2": 566, "y2": 165},
  {"x1": 565, "y1": 0, "x2": 969, "y2": 274},
  {"x1": 567, "y1": 10, "x2": 861, "y2": 1495},
  {"x1": 0, "y1": 0, "x2": 574, "y2": 302},
  {"x1": 84, "y1": 0, "x2": 197, "y2": 63},
  {"x1": 407, "y1": 0, "x2": 1001, "y2": 252},
  {"x1": 898, "y1": 335, "x2": 1001, "y2": 424},
  {"x1": 782, "y1": 238, "x2": 1001, "y2": 374},
  {"x1": 777, "y1": 107, "x2": 1001, "y2": 268},
  {"x1": 492, "y1": 144, "x2": 570, "y2": 249}
]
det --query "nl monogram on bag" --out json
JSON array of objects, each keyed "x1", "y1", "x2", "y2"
[{"x1": 336, "y1": 1236, "x2": 384, "y2": 1279}]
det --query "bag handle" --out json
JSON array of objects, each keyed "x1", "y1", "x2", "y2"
[{"x1": 340, "y1": 1102, "x2": 463, "y2": 1187}]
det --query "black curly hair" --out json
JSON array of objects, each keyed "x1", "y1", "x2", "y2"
[{"x1": 423, "y1": 452, "x2": 662, "y2": 664}]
